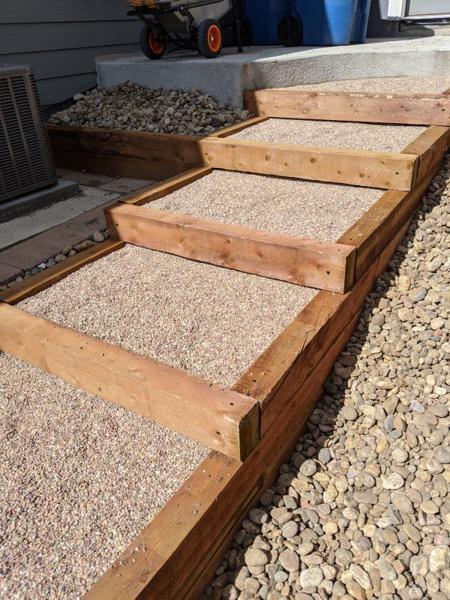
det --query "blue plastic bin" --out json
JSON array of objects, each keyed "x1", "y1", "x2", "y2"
[
  {"x1": 245, "y1": 0, "x2": 291, "y2": 45},
  {"x1": 351, "y1": 0, "x2": 372, "y2": 43},
  {"x1": 292, "y1": 0, "x2": 358, "y2": 46}
]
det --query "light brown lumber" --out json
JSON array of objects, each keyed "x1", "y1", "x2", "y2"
[
  {"x1": 199, "y1": 137, "x2": 418, "y2": 190},
  {"x1": 51, "y1": 150, "x2": 168, "y2": 181},
  {"x1": 401, "y1": 125, "x2": 450, "y2": 184},
  {"x1": 244, "y1": 89, "x2": 450, "y2": 125},
  {"x1": 85, "y1": 217, "x2": 411, "y2": 600},
  {"x1": 0, "y1": 304, "x2": 259, "y2": 460},
  {"x1": 48, "y1": 125, "x2": 203, "y2": 180},
  {"x1": 339, "y1": 124, "x2": 450, "y2": 279},
  {"x1": 106, "y1": 204, "x2": 356, "y2": 293},
  {"x1": 0, "y1": 240, "x2": 125, "y2": 305}
]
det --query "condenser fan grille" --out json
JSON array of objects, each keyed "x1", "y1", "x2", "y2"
[{"x1": 0, "y1": 65, "x2": 57, "y2": 203}]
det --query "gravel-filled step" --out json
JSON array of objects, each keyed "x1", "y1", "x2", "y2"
[
  {"x1": 149, "y1": 170, "x2": 383, "y2": 243},
  {"x1": 232, "y1": 119, "x2": 425, "y2": 153},
  {"x1": 19, "y1": 246, "x2": 316, "y2": 388}
]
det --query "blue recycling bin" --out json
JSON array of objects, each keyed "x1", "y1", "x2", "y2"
[
  {"x1": 246, "y1": 0, "x2": 291, "y2": 45},
  {"x1": 351, "y1": 0, "x2": 372, "y2": 43},
  {"x1": 292, "y1": 0, "x2": 358, "y2": 46}
]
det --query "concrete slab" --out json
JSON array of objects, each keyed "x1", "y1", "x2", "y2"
[
  {"x1": 0, "y1": 202, "x2": 115, "y2": 273},
  {"x1": 0, "y1": 180, "x2": 79, "y2": 224},
  {"x1": 99, "y1": 177, "x2": 154, "y2": 194},
  {"x1": 57, "y1": 168, "x2": 115, "y2": 188},
  {"x1": 0, "y1": 262, "x2": 22, "y2": 284},
  {"x1": 96, "y1": 37, "x2": 450, "y2": 107},
  {"x1": 0, "y1": 186, "x2": 118, "y2": 251}
]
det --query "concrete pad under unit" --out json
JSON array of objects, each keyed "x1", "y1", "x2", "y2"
[
  {"x1": 96, "y1": 37, "x2": 450, "y2": 107},
  {"x1": 0, "y1": 186, "x2": 118, "y2": 251},
  {"x1": 0, "y1": 179, "x2": 79, "y2": 225}
]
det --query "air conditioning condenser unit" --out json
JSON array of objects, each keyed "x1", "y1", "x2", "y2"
[{"x1": 0, "y1": 64, "x2": 57, "y2": 203}]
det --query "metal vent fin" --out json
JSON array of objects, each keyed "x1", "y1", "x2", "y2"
[{"x1": 0, "y1": 65, "x2": 57, "y2": 203}]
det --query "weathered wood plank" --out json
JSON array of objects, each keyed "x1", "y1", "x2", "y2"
[
  {"x1": 48, "y1": 125, "x2": 203, "y2": 181},
  {"x1": 199, "y1": 137, "x2": 418, "y2": 190},
  {"x1": 244, "y1": 89, "x2": 450, "y2": 125},
  {"x1": 106, "y1": 204, "x2": 356, "y2": 293},
  {"x1": 0, "y1": 241, "x2": 125, "y2": 305},
  {"x1": 0, "y1": 304, "x2": 259, "y2": 460}
]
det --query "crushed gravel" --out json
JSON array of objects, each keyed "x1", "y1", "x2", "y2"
[
  {"x1": 203, "y1": 154, "x2": 450, "y2": 599},
  {"x1": 0, "y1": 354, "x2": 208, "y2": 599},
  {"x1": 149, "y1": 170, "x2": 382, "y2": 243},
  {"x1": 233, "y1": 119, "x2": 424, "y2": 153},
  {"x1": 19, "y1": 246, "x2": 316, "y2": 388},
  {"x1": 291, "y1": 76, "x2": 450, "y2": 95},
  {"x1": 48, "y1": 82, "x2": 250, "y2": 136}
]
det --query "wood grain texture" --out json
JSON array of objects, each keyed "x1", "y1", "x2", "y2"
[
  {"x1": 199, "y1": 137, "x2": 418, "y2": 190},
  {"x1": 244, "y1": 89, "x2": 450, "y2": 125},
  {"x1": 85, "y1": 218, "x2": 412, "y2": 600},
  {"x1": 48, "y1": 125, "x2": 203, "y2": 180},
  {"x1": 106, "y1": 204, "x2": 356, "y2": 293},
  {"x1": 0, "y1": 304, "x2": 259, "y2": 460}
]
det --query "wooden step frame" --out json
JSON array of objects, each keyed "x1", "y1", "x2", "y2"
[
  {"x1": 50, "y1": 102, "x2": 450, "y2": 192},
  {"x1": 198, "y1": 137, "x2": 418, "y2": 191},
  {"x1": 0, "y1": 303, "x2": 259, "y2": 461},
  {"x1": 105, "y1": 204, "x2": 357, "y2": 293},
  {"x1": 1, "y1": 93, "x2": 449, "y2": 600},
  {"x1": 82, "y1": 119, "x2": 449, "y2": 599},
  {"x1": 244, "y1": 89, "x2": 450, "y2": 126},
  {"x1": 48, "y1": 118, "x2": 267, "y2": 181}
]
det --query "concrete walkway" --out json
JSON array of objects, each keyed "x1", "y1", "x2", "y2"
[{"x1": 97, "y1": 37, "x2": 450, "y2": 107}]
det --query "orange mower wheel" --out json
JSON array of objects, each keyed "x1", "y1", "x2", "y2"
[
  {"x1": 198, "y1": 19, "x2": 223, "y2": 58},
  {"x1": 140, "y1": 24, "x2": 166, "y2": 60}
]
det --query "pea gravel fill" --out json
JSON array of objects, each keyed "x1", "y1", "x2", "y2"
[
  {"x1": 233, "y1": 119, "x2": 425, "y2": 154},
  {"x1": 0, "y1": 354, "x2": 208, "y2": 599},
  {"x1": 149, "y1": 170, "x2": 383, "y2": 243},
  {"x1": 19, "y1": 246, "x2": 317, "y2": 388}
]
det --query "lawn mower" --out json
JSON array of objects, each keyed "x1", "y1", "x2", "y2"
[{"x1": 127, "y1": 0, "x2": 243, "y2": 59}]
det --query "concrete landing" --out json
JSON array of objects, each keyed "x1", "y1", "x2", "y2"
[{"x1": 96, "y1": 36, "x2": 450, "y2": 107}]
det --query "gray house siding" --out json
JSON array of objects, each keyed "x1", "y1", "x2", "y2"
[{"x1": 0, "y1": 0, "x2": 141, "y2": 105}]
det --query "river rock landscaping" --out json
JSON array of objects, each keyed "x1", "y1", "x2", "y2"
[
  {"x1": 0, "y1": 228, "x2": 110, "y2": 291},
  {"x1": 48, "y1": 82, "x2": 250, "y2": 136},
  {"x1": 202, "y1": 154, "x2": 450, "y2": 599}
]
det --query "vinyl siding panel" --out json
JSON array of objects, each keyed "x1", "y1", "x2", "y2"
[{"x1": 0, "y1": 1, "x2": 141, "y2": 105}]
